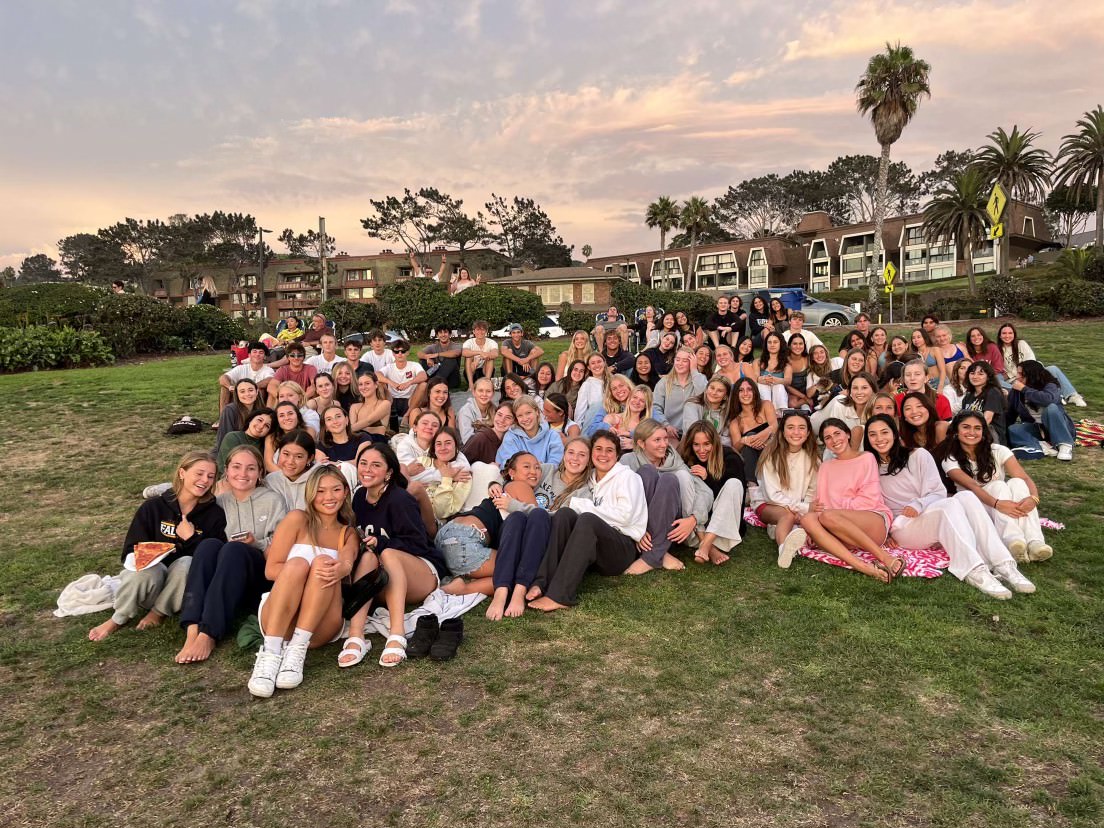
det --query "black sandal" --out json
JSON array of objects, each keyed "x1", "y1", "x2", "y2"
[
  {"x1": 407, "y1": 614, "x2": 440, "y2": 660},
  {"x1": 430, "y1": 617, "x2": 464, "y2": 661},
  {"x1": 341, "y1": 568, "x2": 390, "y2": 620}
]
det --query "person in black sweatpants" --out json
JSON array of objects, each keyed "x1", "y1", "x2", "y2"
[
  {"x1": 179, "y1": 537, "x2": 270, "y2": 648},
  {"x1": 533, "y1": 510, "x2": 637, "y2": 606},
  {"x1": 492, "y1": 509, "x2": 551, "y2": 610}
]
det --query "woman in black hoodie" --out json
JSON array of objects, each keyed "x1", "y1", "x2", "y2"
[{"x1": 89, "y1": 451, "x2": 226, "y2": 642}]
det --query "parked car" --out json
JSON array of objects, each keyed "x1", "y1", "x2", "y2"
[
  {"x1": 492, "y1": 314, "x2": 565, "y2": 339},
  {"x1": 732, "y1": 289, "x2": 855, "y2": 328}
]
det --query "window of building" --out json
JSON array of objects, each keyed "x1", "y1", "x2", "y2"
[
  {"x1": 811, "y1": 278, "x2": 830, "y2": 294},
  {"x1": 237, "y1": 274, "x2": 257, "y2": 288},
  {"x1": 1023, "y1": 216, "x2": 1035, "y2": 236},
  {"x1": 345, "y1": 268, "x2": 372, "y2": 282},
  {"x1": 581, "y1": 283, "x2": 595, "y2": 304},
  {"x1": 398, "y1": 267, "x2": 413, "y2": 279},
  {"x1": 929, "y1": 264, "x2": 955, "y2": 279},
  {"x1": 695, "y1": 251, "x2": 739, "y2": 288},
  {"x1": 536, "y1": 284, "x2": 571, "y2": 305},
  {"x1": 840, "y1": 233, "x2": 875, "y2": 256},
  {"x1": 345, "y1": 288, "x2": 361, "y2": 299},
  {"x1": 904, "y1": 226, "x2": 924, "y2": 245},
  {"x1": 747, "y1": 248, "x2": 768, "y2": 287},
  {"x1": 928, "y1": 245, "x2": 955, "y2": 264}
]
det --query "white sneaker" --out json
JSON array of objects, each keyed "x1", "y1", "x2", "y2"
[
  {"x1": 1027, "y1": 540, "x2": 1053, "y2": 562},
  {"x1": 1007, "y1": 539, "x2": 1029, "y2": 563},
  {"x1": 275, "y1": 640, "x2": 309, "y2": 689},
  {"x1": 766, "y1": 524, "x2": 777, "y2": 541},
  {"x1": 964, "y1": 566, "x2": 1012, "y2": 600},
  {"x1": 1038, "y1": 441, "x2": 1058, "y2": 458},
  {"x1": 994, "y1": 562, "x2": 1036, "y2": 594},
  {"x1": 247, "y1": 648, "x2": 283, "y2": 698},
  {"x1": 1057, "y1": 444, "x2": 1073, "y2": 462},
  {"x1": 777, "y1": 528, "x2": 807, "y2": 569},
  {"x1": 1068, "y1": 393, "x2": 1087, "y2": 407},
  {"x1": 142, "y1": 482, "x2": 172, "y2": 499}
]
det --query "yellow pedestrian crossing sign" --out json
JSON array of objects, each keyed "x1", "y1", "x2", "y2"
[
  {"x1": 987, "y1": 184, "x2": 1008, "y2": 225},
  {"x1": 989, "y1": 223, "x2": 1004, "y2": 240},
  {"x1": 883, "y1": 262, "x2": 897, "y2": 285},
  {"x1": 884, "y1": 284, "x2": 895, "y2": 294}
]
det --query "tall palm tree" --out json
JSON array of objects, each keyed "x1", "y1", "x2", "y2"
[
  {"x1": 922, "y1": 166, "x2": 989, "y2": 295},
  {"x1": 973, "y1": 125, "x2": 1052, "y2": 277},
  {"x1": 645, "y1": 196, "x2": 680, "y2": 289},
  {"x1": 680, "y1": 197, "x2": 711, "y2": 292},
  {"x1": 1054, "y1": 105, "x2": 1104, "y2": 252},
  {"x1": 856, "y1": 42, "x2": 931, "y2": 307}
]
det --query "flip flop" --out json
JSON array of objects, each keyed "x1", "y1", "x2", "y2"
[{"x1": 337, "y1": 636, "x2": 369, "y2": 668}]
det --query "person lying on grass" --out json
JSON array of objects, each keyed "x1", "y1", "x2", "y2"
[
  {"x1": 176, "y1": 445, "x2": 287, "y2": 663},
  {"x1": 247, "y1": 465, "x2": 359, "y2": 698},
  {"x1": 797, "y1": 419, "x2": 904, "y2": 584},
  {"x1": 90, "y1": 451, "x2": 226, "y2": 642}
]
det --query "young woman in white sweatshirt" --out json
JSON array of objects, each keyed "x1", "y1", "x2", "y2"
[{"x1": 750, "y1": 411, "x2": 819, "y2": 569}]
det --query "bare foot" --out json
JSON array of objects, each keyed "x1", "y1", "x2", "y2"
[
  {"x1": 708, "y1": 547, "x2": 730, "y2": 566},
  {"x1": 624, "y1": 558, "x2": 655, "y2": 575},
  {"x1": 174, "y1": 624, "x2": 199, "y2": 663},
  {"x1": 136, "y1": 609, "x2": 165, "y2": 630},
  {"x1": 525, "y1": 585, "x2": 543, "y2": 601},
  {"x1": 694, "y1": 542, "x2": 711, "y2": 564},
  {"x1": 176, "y1": 632, "x2": 216, "y2": 664},
  {"x1": 442, "y1": 578, "x2": 469, "y2": 596},
  {"x1": 661, "y1": 553, "x2": 685, "y2": 571},
  {"x1": 485, "y1": 588, "x2": 508, "y2": 621},
  {"x1": 504, "y1": 585, "x2": 527, "y2": 618},
  {"x1": 527, "y1": 596, "x2": 569, "y2": 613},
  {"x1": 88, "y1": 619, "x2": 121, "y2": 641}
]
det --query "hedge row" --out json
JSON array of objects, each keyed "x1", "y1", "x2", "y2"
[{"x1": 0, "y1": 326, "x2": 114, "y2": 372}]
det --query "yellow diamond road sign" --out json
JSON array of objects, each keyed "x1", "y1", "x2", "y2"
[
  {"x1": 884, "y1": 284, "x2": 895, "y2": 294},
  {"x1": 989, "y1": 222, "x2": 1004, "y2": 240},
  {"x1": 987, "y1": 183, "x2": 1008, "y2": 225},
  {"x1": 883, "y1": 262, "x2": 897, "y2": 285}
]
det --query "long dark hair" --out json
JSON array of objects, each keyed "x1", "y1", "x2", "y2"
[
  {"x1": 899, "y1": 391, "x2": 939, "y2": 449},
  {"x1": 998, "y1": 322, "x2": 1024, "y2": 368},
  {"x1": 937, "y1": 410, "x2": 997, "y2": 484},
  {"x1": 273, "y1": 401, "x2": 305, "y2": 438},
  {"x1": 864, "y1": 414, "x2": 910, "y2": 476},
  {"x1": 354, "y1": 441, "x2": 408, "y2": 489},
  {"x1": 1018, "y1": 359, "x2": 1057, "y2": 390},
  {"x1": 759, "y1": 331, "x2": 787, "y2": 372},
  {"x1": 965, "y1": 326, "x2": 995, "y2": 359},
  {"x1": 729, "y1": 376, "x2": 763, "y2": 420},
  {"x1": 965, "y1": 360, "x2": 1001, "y2": 399}
]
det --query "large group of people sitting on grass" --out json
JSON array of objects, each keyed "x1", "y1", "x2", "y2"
[{"x1": 85, "y1": 297, "x2": 1087, "y2": 699}]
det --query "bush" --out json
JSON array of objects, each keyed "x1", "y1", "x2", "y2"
[
  {"x1": 980, "y1": 274, "x2": 1033, "y2": 316},
  {"x1": 1020, "y1": 304, "x2": 1057, "y2": 322},
  {"x1": 1084, "y1": 250, "x2": 1104, "y2": 283},
  {"x1": 1034, "y1": 279, "x2": 1104, "y2": 317},
  {"x1": 453, "y1": 284, "x2": 544, "y2": 333},
  {"x1": 558, "y1": 302, "x2": 595, "y2": 336},
  {"x1": 183, "y1": 304, "x2": 246, "y2": 350},
  {"x1": 91, "y1": 293, "x2": 189, "y2": 357},
  {"x1": 926, "y1": 296, "x2": 991, "y2": 321},
  {"x1": 316, "y1": 298, "x2": 385, "y2": 339},
  {"x1": 378, "y1": 280, "x2": 457, "y2": 341},
  {"x1": 0, "y1": 283, "x2": 104, "y2": 327},
  {"x1": 0, "y1": 326, "x2": 114, "y2": 372}
]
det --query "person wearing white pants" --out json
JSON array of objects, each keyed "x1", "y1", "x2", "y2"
[
  {"x1": 939, "y1": 410, "x2": 1053, "y2": 565},
  {"x1": 863, "y1": 415, "x2": 1034, "y2": 599}
]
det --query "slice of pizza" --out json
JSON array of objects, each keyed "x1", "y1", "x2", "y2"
[{"x1": 134, "y1": 542, "x2": 176, "y2": 570}]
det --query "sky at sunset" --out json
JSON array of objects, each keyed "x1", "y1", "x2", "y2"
[{"x1": 1, "y1": 0, "x2": 1102, "y2": 273}]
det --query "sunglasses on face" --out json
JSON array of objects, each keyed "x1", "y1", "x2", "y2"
[{"x1": 393, "y1": 348, "x2": 408, "y2": 354}]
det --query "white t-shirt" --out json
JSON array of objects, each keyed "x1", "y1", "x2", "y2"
[
  {"x1": 379, "y1": 362, "x2": 426, "y2": 399},
  {"x1": 362, "y1": 349, "x2": 395, "y2": 373},
  {"x1": 224, "y1": 363, "x2": 275, "y2": 385},
  {"x1": 783, "y1": 328, "x2": 824, "y2": 350},
  {"x1": 941, "y1": 444, "x2": 1013, "y2": 483},
  {"x1": 462, "y1": 337, "x2": 498, "y2": 367},
  {"x1": 306, "y1": 353, "x2": 344, "y2": 375}
]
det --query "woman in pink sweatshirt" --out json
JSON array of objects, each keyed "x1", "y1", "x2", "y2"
[{"x1": 799, "y1": 417, "x2": 905, "y2": 583}]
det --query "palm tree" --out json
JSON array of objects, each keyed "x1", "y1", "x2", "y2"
[
  {"x1": 973, "y1": 125, "x2": 1052, "y2": 277},
  {"x1": 680, "y1": 197, "x2": 711, "y2": 292},
  {"x1": 645, "y1": 196, "x2": 680, "y2": 289},
  {"x1": 1054, "y1": 105, "x2": 1104, "y2": 252},
  {"x1": 922, "y1": 166, "x2": 989, "y2": 294},
  {"x1": 856, "y1": 42, "x2": 931, "y2": 307},
  {"x1": 1051, "y1": 247, "x2": 1095, "y2": 280}
]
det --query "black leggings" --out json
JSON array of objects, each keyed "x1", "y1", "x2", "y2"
[
  {"x1": 179, "y1": 538, "x2": 269, "y2": 641},
  {"x1": 533, "y1": 509, "x2": 638, "y2": 606},
  {"x1": 493, "y1": 510, "x2": 551, "y2": 590}
]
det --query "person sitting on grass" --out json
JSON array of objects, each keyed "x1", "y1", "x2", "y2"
[
  {"x1": 460, "y1": 401, "x2": 515, "y2": 465},
  {"x1": 1007, "y1": 360, "x2": 1076, "y2": 462},
  {"x1": 937, "y1": 411, "x2": 1053, "y2": 564},
  {"x1": 269, "y1": 343, "x2": 316, "y2": 406},
  {"x1": 750, "y1": 411, "x2": 820, "y2": 569},
  {"x1": 176, "y1": 445, "x2": 288, "y2": 663},
  {"x1": 495, "y1": 395, "x2": 565, "y2": 467},
  {"x1": 264, "y1": 430, "x2": 316, "y2": 511},
  {"x1": 679, "y1": 421, "x2": 746, "y2": 566},
  {"x1": 550, "y1": 358, "x2": 590, "y2": 411},
  {"x1": 417, "y1": 327, "x2": 463, "y2": 393},
  {"x1": 407, "y1": 376, "x2": 457, "y2": 431},
  {"x1": 593, "y1": 306, "x2": 630, "y2": 351},
  {"x1": 264, "y1": 402, "x2": 306, "y2": 473},
  {"x1": 305, "y1": 332, "x2": 343, "y2": 376},
  {"x1": 797, "y1": 419, "x2": 904, "y2": 584},
  {"x1": 345, "y1": 443, "x2": 450, "y2": 668},
  {"x1": 275, "y1": 380, "x2": 320, "y2": 436},
  {"x1": 215, "y1": 378, "x2": 265, "y2": 455},
  {"x1": 306, "y1": 372, "x2": 338, "y2": 415},
  {"x1": 362, "y1": 329, "x2": 395, "y2": 374},
  {"x1": 316, "y1": 403, "x2": 374, "y2": 464},
  {"x1": 864, "y1": 415, "x2": 1034, "y2": 601},
  {"x1": 376, "y1": 340, "x2": 427, "y2": 432},
  {"x1": 216, "y1": 408, "x2": 274, "y2": 474},
  {"x1": 526, "y1": 431, "x2": 650, "y2": 613},
  {"x1": 899, "y1": 391, "x2": 950, "y2": 452},
  {"x1": 89, "y1": 451, "x2": 227, "y2": 642},
  {"x1": 439, "y1": 452, "x2": 553, "y2": 621},
  {"x1": 340, "y1": 337, "x2": 374, "y2": 378},
  {"x1": 220, "y1": 341, "x2": 275, "y2": 413},
  {"x1": 896, "y1": 359, "x2": 952, "y2": 420},
  {"x1": 500, "y1": 323, "x2": 544, "y2": 381},
  {"x1": 246, "y1": 465, "x2": 359, "y2": 697},
  {"x1": 462, "y1": 320, "x2": 499, "y2": 389},
  {"x1": 457, "y1": 377, "x2": 496, "y2": 444},
  {"x1": 348, "y1": 371, "x2": 391, "y2": 437},
  {"x1": 556, "y1": 330, "x2": 594, "y2": 380}
]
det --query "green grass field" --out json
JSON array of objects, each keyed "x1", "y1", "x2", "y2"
[{"x1": 1, "y1": 320, "x2": 1102, "y2": 828}]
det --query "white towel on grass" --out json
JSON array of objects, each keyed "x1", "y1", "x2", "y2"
[
  {"x1": 54, "y1": 574, "x2": 120, "y2": 617},
  {"x1": 363, "y1": 589, "x2": 485, "y2": 638}
]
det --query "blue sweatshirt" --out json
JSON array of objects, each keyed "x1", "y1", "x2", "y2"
[{"x1": 495, "y1": 421, "x2": 565, "y2": 467}]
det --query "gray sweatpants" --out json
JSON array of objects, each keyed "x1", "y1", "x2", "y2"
[{"x1": 111, "y1": 557, "x2": 192, "y2": 625}]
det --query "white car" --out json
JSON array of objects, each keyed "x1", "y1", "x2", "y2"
[{"x1": 492, "y1": 314, "x2": 564, "y2": 339}]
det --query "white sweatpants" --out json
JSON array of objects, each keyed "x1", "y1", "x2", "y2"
[
  {"x1": 981, "y1": 478, "x2": 1044, "y2": 547},
  {"x1": 891, "y1": 491, "x2": 1015, "y2": 581},
  {"x1": 704, "y1": 478, "x2": 746, "y2": 552},
  {"x1": 757, "y1": 382, "x2": 789, "y2": 410}
]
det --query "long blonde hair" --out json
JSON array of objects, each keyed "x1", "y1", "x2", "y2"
[
  {"x1": 679, "y1": 421, "x2": 724, "y2": 480},
  {"x1": 756, "y1": 411, "x2": 820, "y2": 489},
  {"x1": 663, "y1": 347, "x2": 697, "y2": 394},
  {"x1": 551, "y1": 436, "x2": 593, "y2": 510},
  {"x1": 171, "y1": 451, "x2": 217, "y2": 504},
  {"x1": 470, "y1": 377, "x2": 496, "y2": 420},
  {"x1": 302, "y1": 464, "x2": 355, "y2": 549},
  {"x1": 623, "y1": 384, "x2": 653, "y2": 431},
  {"x1": 603, "y1": 374, "x2": 633, "y2": 416},
  {"x1": 563, "y1": 331, "x2": 595, "y2": 367}
]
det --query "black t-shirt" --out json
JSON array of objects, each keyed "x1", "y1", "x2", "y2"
[
  {"x1": 503, "y1": 339, "x2": 536, "y2": 376},
  {"x1": 705, "y1": 311, "x2": 738, "y2": 333},
  {"x1": 962, "y1": 387, "x2": 1008, "y2": 446},
  {"x1": 320, "y1": 432, "x2": 371, "y2": 462}
]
